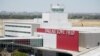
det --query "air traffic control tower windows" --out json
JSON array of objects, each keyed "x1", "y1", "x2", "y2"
[{"x1": 51, "y1": 4, "x2": 64, "y2": 13}]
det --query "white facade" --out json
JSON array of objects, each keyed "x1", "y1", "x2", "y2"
[
  {"x1": 41, "y1": 13, "x2": 72, "y2": 29},
  {"x1": 71, "y1": 27, "x2": 100, "y2": 48},
  {"x1": 4, "y1": 22, "x2": 40, "y2": 37},
  {"x1": 34, "y1": 32, "x2": 57, "y2": 48},
  {"x1": 79, "y1": 33, "x2": 100, "y2": 48}
]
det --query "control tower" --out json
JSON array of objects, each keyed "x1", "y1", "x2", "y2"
[
  {"x1": 41, "y1": 4, "x2": 72, "y2": 29},
  {"x1": 51, "y1": 4, "x2": 64, "y2": 13}
]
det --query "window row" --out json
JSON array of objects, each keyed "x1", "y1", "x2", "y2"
[
  {"x1": 5, "y1": 30, "x2": 31, "y2": 34},
  {"x1": 5, "y1": 25, "x2": 31, "y2": 28},
  {"x1": 5, "y1": 35, "x2": 17, "y2": 37}
]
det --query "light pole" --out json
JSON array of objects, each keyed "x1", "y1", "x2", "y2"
[{"x1": 10, "y1": 41, "x2": 14, "y2": 52}]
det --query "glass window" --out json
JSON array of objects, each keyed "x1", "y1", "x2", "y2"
[
  {"x1": 5, "y1": 25, "x2": 31, "y2": 28},
  {"x1": 5, "y1": 30, "x2": 31, "y2": 34}
]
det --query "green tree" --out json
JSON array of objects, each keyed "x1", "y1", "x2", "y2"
[{"x1": 12, "y1": 50, "x2": 27, "y2": 56}]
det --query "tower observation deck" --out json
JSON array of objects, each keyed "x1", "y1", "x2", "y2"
[{"x1": 51, "y1": 4, "x2": 64, "y2": 13}]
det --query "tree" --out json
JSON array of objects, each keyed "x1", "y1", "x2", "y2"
[{"x1": 12, "y1": 49, "x2": 27, "y2": 56}]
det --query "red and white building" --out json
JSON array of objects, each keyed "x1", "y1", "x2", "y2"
[
  {"x1": 34, "y1": 4, "x2": 100, "y2": 52},
  {"x1": 34, "y1": 4, "x2": 79, "y2": 51},
  {"x1": 2, "y1": 4, "x2": 100, "y2": 56}
]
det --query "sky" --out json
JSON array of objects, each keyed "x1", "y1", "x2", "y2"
[{"x1": 0, "y1": 0, "x2": 100, "y2": 13}]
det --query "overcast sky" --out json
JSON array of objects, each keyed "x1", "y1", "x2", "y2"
[{"x1": 0, "y1": 0, "x2": 100, "y2": 13}]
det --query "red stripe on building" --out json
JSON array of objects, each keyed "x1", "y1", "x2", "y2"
[{"x1": 37, "y1": 28, "x2": 76, "y2": 34}]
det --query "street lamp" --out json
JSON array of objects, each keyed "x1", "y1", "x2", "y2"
[{"x1": 10, "y1": 41, "x2": 14, "y2": 52}]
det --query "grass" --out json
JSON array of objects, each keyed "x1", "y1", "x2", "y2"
[{"x1": 69, "y1": 19, "x2": 100, "y2": 27}]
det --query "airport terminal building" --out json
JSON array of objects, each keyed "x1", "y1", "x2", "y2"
[{"x1": 0, "y1": 4, "x2": 100, "y2": 56}]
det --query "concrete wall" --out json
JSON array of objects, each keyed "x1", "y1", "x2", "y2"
[
  {"x1": 41, "y1": 13, "x2": 71, "y2": 29},
  {"x1": 4, "y1": 23, "x2": 39, "y2": 37},
  {"x1": 0, "y1": 19, "x2": 40, "y2": 36},
  {"x1": 0, "y1": 19, "x2": 3, "y2": 37},
  {"x1": 0, "y1": 19, "x2": 36, "y2": 37},
  {"x1": 79, "y1": 33, "x2": 100, "y2": 48}
]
